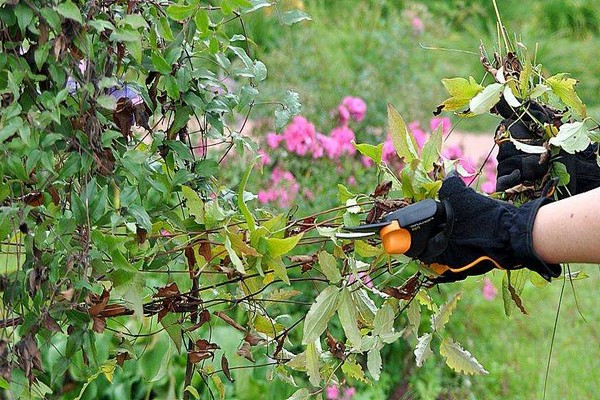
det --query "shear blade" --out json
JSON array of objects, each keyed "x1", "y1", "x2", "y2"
[{"x1": 334, "y1": 231, "x2": 377, "y2": 240}]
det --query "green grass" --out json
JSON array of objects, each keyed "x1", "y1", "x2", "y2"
[{"x1": 449, "y1": 266, "x2": 599, "y2": 400}]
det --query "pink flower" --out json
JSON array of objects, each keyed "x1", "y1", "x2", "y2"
[
  {"x1": 382, "y1": 134, "x2": 397, "y2": 163},
  {"x1": 341, "y1": 96, "x2": 367, "y2": 122},
  {"x1": 430, "y1": 117, "x2": 451, "y2": 136},
  {"x1": 361, "y1": 155, "x2": 374, "y2": 167},
  {"x1": 258, "y1": 167, "x2": 300, "y2": 208},
  {"x1": 408, "y1": 121, "x2": 427, "y2": 150},
  {"x1": 412, "y1": 17, "x2": 424, "y2": 35},
  {"x1": 283, "y1": 116, "x2": 316, "y2": 156},
  {"x1": 481, "y1": 180, "x2": 496, "y2": 194},
  {"x1": 330, "y1": 125, "x2": 356, "y2": 157},
  {"x1": 442, "y1": 144, "x2": 463, "y2": 160},
  {"x1": 303, "y1": 188, "x2": 315, "y2": 201},
  {"x1": 344, "y1": 387, "x2": 356, "y2": 399},
  {"x1": 258, "y1": 149, "x2": 271, "y2": 166},
  {"x1": 347, "y1": 175, "x2": 356, "y2": 185},
  {"x1": 326, "y1": 386, "x2": 340, "y2": 400},
  {"x1": 458, "y1": 158, "x2": 476, "y2": 184},
  {"x1": 266, "y1": 132, "x2": 283, "y2": 149},
  {"x1": 337, "y1": 104, "x2": 351, "y2": 125},
  {"x1": 482, "y1": 277, "x2": 498, "y2": 301},
  {"x1": 348, "y1": 270, "x2": 373, "y2": 288}
]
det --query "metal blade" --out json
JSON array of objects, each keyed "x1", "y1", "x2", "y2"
[{"x1": 334, "y1": 231, "x2": 378, "y2": 240}]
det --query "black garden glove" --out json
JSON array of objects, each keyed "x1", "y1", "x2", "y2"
[
  {"x1": 418, "y1": 176, "x2": 561, "y2": 283},
  {"x1": 493, "y1": 98, "x2": 600, "y2": 196}
]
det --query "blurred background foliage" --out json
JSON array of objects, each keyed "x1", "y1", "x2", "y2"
[{"x1": 240, "y1": 0, "x2": 600, "y2": 132}]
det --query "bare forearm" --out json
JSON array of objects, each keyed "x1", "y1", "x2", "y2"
[{"x1": 532, "y1": 188, "x2": 600, "y2": 264}]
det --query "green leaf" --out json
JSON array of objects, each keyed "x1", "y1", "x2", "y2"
[
  {"x1": 414, "y1": 333, "x2": 433, "y2": 367},
  {"x1": 265, "y1": 233, "x2": 303, "y2": 257},
  {"x1": 352, "y1": 289, "x2": 377, "y2": 326},
  {"x1": 338, "y1": 288, "x2": 361, "y2": 347},
  {"x1": 367, "y1": 346, "x2": 382, "y2": 381},
  {"x1": 265, "y1": 254, "x2": 289, "y2": 285},
  {"x1": 440, "y1": 337, "x2": 488, "y2": 375},
  {"x1": 238, "y1": 162, "x2": 256, "y2": 231},
  {"x1": 546, "y1": 74, "x2": 586, "y2": 118},
  {"x1": 431, "y1": 291, "x2": 462, "y2": 331},
  {"x1": 373, "y1": 303, "x2": 394, "y2": 337},
  {"x1": 195, "y1": 10, "x2": 210, "y2": 34},
  {"x1": 353, "y1": 142, "x2": 383, "y2": 165},
  {"x1": 502, "y1": 270, "x2": 529, "y2": 316},
  {"x1": 185, "y1": 386, "x2": 200, "y2": 399},
  {"x1": 275, "y1": 91, "x2": 301, "y2": 131},
  {"x1": 152, "y1": 52, "x2": 172, "y2": 75},
  {"x1": 437, "y1": 76, "x2": 483, "y2": 112},
  {"x1": 548, "y1": 121, "x2": 591, "y2": 154},
  {"x1": 421, "y1": 125, "x2": 443, "y2": 173},
  {"x1": 181, "y1": 186, "x2": 205, "y2": 224},
  {"x1": 127, "y1": 204, "x2": 152, "y2": 232},
  {"x1": 224, "y1": 234, "x2": 245, "y2": 273},
  {"x1": 280, "y1": 10, "x2": 312, "y2": 25},
  {"x1": 306, "y1": 341, "x2": 321, "y2": 387},
  {"x1": 407, "y1": 297, "x2": 421, "y2": 338},
  {"x1": 160, "y1": 312, "x2": 182, "y2": 353},
  {"x1": 551, "y1": 162, "x2": 570, "y2": 186},
  {"x1": 318, "y1": 251, "x2": 341, "y2": 284},
  {"x1": 163, "y1": 75, "x2": 180, "y2": 100},
  {"x1": 302, "y1": 286, "x2": 340, "y2": 344},
  {"x1": 341, "y1": 356, "x2": 368, "y2": 383},
  {"x1": 387, "y1": 103, "x2": 418, "y2": 162},
  {"x1": 469, "y1": 83, "x2": 503, "y2": 115},
  {"x1": 287, "y1": 388, "x2": 311, "y2": 400},
  {"x1": 166, "y1": 4, "x2": 197, "y2": 21},
  {"x1": 97, "y1": 95, "x2": 117, "y2": 111},
  {"x1": 0, "y1": 376, "x2": 8, "y2": 389},
  {"x1": 55, "y1": 1, "x2": 82, "y2": 24}
]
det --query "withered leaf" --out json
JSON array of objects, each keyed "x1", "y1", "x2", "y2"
[
  {"x1": 48, "y1": 186, "x2": 60, "y2": 206},
  {"x1": 92, "y1": 316, "x2": 106, "y2": 333},
  {"x1": 273, "y1": 334, "x2": 286, "y2": 360},
  {"x1": 196, "y1": 339, "x2": 219, "y2": 351},
  {"x1": 88, "y1": 289, "x2": 110, "y2": 316},
  {"x1": 23, "y1": 191, "x2": 44, "y2": 207},
  {"x1": 373, "y1": 181, "x2": 392, "y2": 198},
  {"x1": 185, "y1": 246, "x2": 196, "y2": 275},
  {"x1": 244, "y1": 332, "x2": 263, "y2": 346},
  {"x1": 198, "y1": 241, "x2": 212, "y2": 262},
  {"x1": 99, "y1": 304, "x2": 134, "y2": 318},
  {"x1": 136, "y1": 227, "x2": 147, "y2": 244},
  {"x1": 153, "y1": 282, "x2": 180, "y2": 298},
  {"x1": 214, "y1": 311, "x2": 245, "y2": 332},
  {"x1": 236, "y1": 342, "x2": 254, "y2": 363},
  {"x1": 184, "y1": 309, "x2": 211, "y2": 332},
  {"x1": 42, "y1": 313, "x2": 61, "y2": 332},
  {"x1": 189, "y1": 350, "x2": 213, "y2": 363},
  {"x1": 116, "y1": 351, "x2": 131, "y2": 367},
  {"x1": 15, "y1": 334, "x2": 42, "y2": 383},
  {"x1": 326, "y1": 331, "x2": 346, "y2": 360},
  {"x1": 383, "y1": 273, "x2": 421, "y2": 300},
  {"x1": 221, "y1": 355, "x2": 234, "y2": 382}
]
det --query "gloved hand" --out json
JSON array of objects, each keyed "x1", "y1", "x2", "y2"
[
  {"x1": 493, "y1": 98, "x2": 600, "y2": 195},
  {"x1": 418, "y1": 176, "x2": 561, "y2": 283}
]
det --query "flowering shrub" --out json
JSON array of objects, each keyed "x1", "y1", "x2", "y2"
[{"x1": 258, "y1": 100, "x2": 496, "y2": 208}]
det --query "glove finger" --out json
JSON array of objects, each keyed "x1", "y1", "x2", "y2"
[
  {"x1": 438, "y1": 176, "x2": 467, "y2": 201},
  {"x1": 496, "y1": 169, "x2": 521, "y2": 192}
]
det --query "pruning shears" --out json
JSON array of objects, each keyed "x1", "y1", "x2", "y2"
[{"x1": 337, "y1": 199, "x2": 451, "y2": 259}]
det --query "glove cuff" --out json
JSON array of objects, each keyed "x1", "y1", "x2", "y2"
[{"x1": 508, "y1": 197, "x2": 562, "y2": 281}]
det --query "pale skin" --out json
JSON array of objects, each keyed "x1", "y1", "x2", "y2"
[{"x1": 532, "y1": 187, "x2": 600, "y2": 264}]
